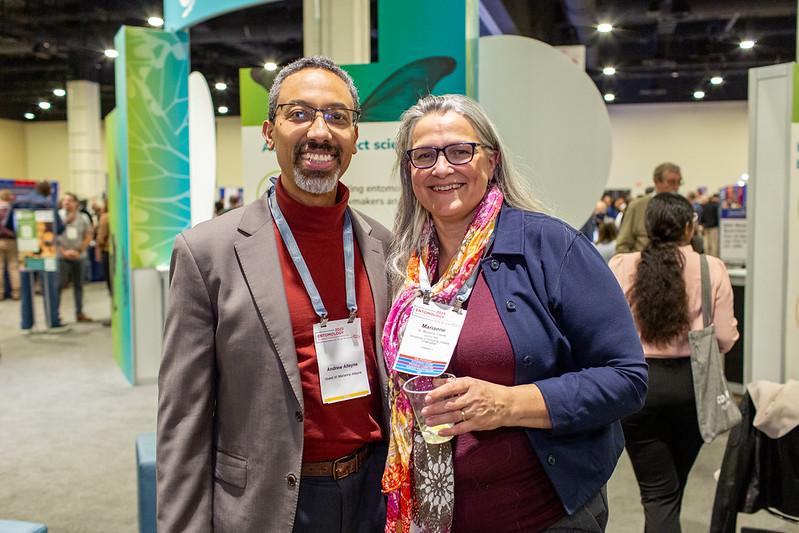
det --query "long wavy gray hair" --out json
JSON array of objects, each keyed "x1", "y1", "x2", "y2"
[{"x1": 387, "y1": 94, "x2": 542, "y2": 289}]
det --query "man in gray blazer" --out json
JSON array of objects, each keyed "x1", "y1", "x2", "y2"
[{"x1": 157, "y1": 56, "x2": 392, "y2": 533}]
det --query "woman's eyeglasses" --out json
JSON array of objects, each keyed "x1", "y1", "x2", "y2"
[{"x1": 406, "y1": 142, "x2": 490, "y2": 169}]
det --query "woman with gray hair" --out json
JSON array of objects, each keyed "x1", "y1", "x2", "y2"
[{"x1": 380, "y1": 94, "x2": 648, "y2": 532}]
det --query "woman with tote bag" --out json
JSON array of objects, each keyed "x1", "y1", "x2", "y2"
[{"x1": 609, "y1": 192, "x2": 740, "y2": 533}]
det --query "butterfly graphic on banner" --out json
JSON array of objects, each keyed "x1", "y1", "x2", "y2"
[{"x1": 250, "y1": 56, "x2": 457, "y2": 123}]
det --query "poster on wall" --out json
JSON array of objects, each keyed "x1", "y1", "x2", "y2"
[{"x1": 719, "y1": 185, "x2": 747, "y2": 266}]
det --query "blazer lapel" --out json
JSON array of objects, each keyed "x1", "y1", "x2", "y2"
[
  {"x1": 350, "y1": 209, "x2": 391, "y2": 429},
  {"x1": 234, "y1": 198, "x2": 303, "y2": 408}
]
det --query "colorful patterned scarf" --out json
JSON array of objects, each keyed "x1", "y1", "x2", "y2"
[{"x1": 381, "y1": 186, "x2": 504, "y2": 532}]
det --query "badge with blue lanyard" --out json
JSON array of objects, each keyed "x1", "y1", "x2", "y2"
[{"x1": 268, "y1": 184, "x2": 370, "y2": 404}]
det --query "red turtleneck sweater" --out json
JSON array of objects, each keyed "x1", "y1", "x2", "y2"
[{"x1": 274, "y1": 178, "x2": 383, "y2": 462}]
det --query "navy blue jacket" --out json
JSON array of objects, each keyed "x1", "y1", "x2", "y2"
[{"x1": 480, "y1": 205, "x2": 647, "y2": 514}]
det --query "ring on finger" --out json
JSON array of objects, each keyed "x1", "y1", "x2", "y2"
[{"x1": 460, "y1": 409, "x2": 467, "y2": 423}]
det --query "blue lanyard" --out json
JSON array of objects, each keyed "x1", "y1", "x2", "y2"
[
  {"x1": 417, "y1": 232, "x2": 494, "y2": 313},
  {"x1": 267, "y1": 184, "x2": 357, "y2": 326}
]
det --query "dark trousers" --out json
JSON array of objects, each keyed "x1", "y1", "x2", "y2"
[
  {"x1": 20, "y1": 270, "x2": 61, "y2": 329},
  {"x1": 622, "y1": 357, "x2": 704, "y2": 533},
  {"x1": 59, "y1": 257, "x2": 85, "y2": 316},
  {"x1": 294, "y1": 443, "x2": 387, "y2": 533},
  {"x1": 545, "y1": 487, "x2": 608, "y2": 532}
]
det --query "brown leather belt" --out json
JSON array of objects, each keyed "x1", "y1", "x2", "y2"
[{"x1": 301, "y1": 444, "x2": 371, "y2": 480}]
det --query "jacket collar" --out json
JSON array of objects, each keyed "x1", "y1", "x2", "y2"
[{"x1": 490, "y1": 205, "x2": 525, "y2": 256}]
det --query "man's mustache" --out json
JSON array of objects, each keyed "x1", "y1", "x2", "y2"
[{"x1": 294, "y1": 141, "x2": 340, "y2": 159}]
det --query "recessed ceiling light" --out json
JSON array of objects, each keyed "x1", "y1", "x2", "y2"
[
  {"x1": 671, "y1": 71, "x2": 680, "y2": 79},
  {"x1": 53, "y1": 88, "x2": 66, "y2": 97},
  {"x1": 214, "y1": 82, "x2": 227, "y2": 91},
  {"x1": 710, "y1": 76, "x2": 724, "y2": 85},
  {"x1": 693, "y1": 90, "x2": 706, "y2": 100},
  {"x1": 264, "y1": 62, "x2": 278, "y2": 71},
  {"x1": 602, "y1": 66, "x2": 616, "y2": 76},
  {"x1": 148, "y1": 16, "x2": 164, "y2": 27},
  {"x1": 604, "y1": 93, "x2": 616, "y2": 102},
  {"x1": 104, "y1": 49, "x2": 119, "y2": 58},
  {"x1": 597, "y1": 22, "x2": 613, "y2": 33},
  {"x1": 739, "y1": 39, "x2": 755, "y2": 49},
  {"x1": 38, "y1": 101, "x2": 51, "y2": 110},
  {"x1": 24, "y1": 112, "x2": 35, "y2": 120},
  {"x1": 217, "y1": 106, "x2": 229, "y2": 114}
]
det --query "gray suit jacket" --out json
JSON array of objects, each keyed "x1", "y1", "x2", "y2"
[{"x1": 156, "y1": 196, "x2": 392, "y2": 533}]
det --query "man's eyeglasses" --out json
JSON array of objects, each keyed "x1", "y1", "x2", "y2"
[
  {"x1": 406, "y1": 142, "x2": 490, "y2": 169},
  {"x1": 275, "y1": 103, "x2": 360, "y2": 128}
]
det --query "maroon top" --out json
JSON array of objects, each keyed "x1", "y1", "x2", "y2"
[
  {"x1": 448, "y1": 274, "x2": 565, "y2": 532},
  {"x1": 274, "y1": 178, "x2": 383, "y2": 461}
]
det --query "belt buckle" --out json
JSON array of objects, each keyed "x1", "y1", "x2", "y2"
[{"x1": 331, "y1": 450, "x2": 358, "y2": 480}]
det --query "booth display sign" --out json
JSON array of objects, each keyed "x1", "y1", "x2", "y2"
[
  {"x1": 14, "y1": 209, "x2": 57, "y2": 272},
  {"x1": 719, "y1": 185, "x2": 747, "y2": 266}
]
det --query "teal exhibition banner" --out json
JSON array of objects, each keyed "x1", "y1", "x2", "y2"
[
  {"x1": 113, "y1": 25, "x2": 191, "y2": 383},
  {"x1": 240, "y1": 0, "x2": 478, "y2": 126},
  {"x1": 115, "y1": 26, "x2": 191, "y2": 270},
  {"x1": 164, "y1": 0, "x2": 279, "y2": 32},
  {"x1": 106, "y1": 108, "x2": 133, "y2": 381}
]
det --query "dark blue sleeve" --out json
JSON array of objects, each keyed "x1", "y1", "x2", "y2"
[
  {"x1": 54, "y1": 208, "x2": 65, "y2": 235},
  {"x1": 4, "y1": 206, "x2": 14, "y2": 232},
  {"x1": 535, "y1": 232, "x2": 648, "y2": 435}
]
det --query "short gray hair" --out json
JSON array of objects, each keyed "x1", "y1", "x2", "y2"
[
  {"x1": 388, "y1": 94, "x2": 542, "y2": 288},
  {"x1": 267, "y1": 56, "x2": 360, "y2": 122},
  {"x1": 653, "y1": 162, "x2": 681, "y2": 182}
]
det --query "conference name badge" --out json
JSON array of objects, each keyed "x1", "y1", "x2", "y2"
[
  {"x1": 314, "y1": 318, "x2": 371, "y2": 404},
  {"x1": 393, "y1": 298, "x2": 466, "y2": 376},
  {"x1": 66, "y1": 226, "x2": 79, "y2": 240}
]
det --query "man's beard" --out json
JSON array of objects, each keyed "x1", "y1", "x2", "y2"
[
  {"x1": 292, "y1": 167, "x2": 340, "y2": 195},
  {"x1": 292, "y1": 141, "x2": 341, "y2": 195}
]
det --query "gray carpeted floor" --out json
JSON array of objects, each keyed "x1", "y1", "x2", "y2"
[{"x1": 0, "y1": 283, "x2": 793, "y2": 532}]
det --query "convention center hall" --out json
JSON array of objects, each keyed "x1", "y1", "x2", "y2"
[{"x1": 1, "y1": 1, "x2": 797, "y2": 532}]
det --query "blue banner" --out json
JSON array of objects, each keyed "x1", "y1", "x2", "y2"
[{"x1": 164, "y1": 0, "x2": 279, "y2": 31}]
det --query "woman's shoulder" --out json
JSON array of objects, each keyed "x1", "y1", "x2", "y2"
[
  {"x1": 608, "y1": 250, "x2": 641, "y2": 271},
  {"x1": 704, "y1": 253, "x2": 732, "y2": 281},
  {"x1": 501, "y1": 205, "x2": 582, "y2": 239}
]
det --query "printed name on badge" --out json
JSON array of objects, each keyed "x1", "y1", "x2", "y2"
[
  {"x1": 314, "y1": 318, "x2": 371, "y2": 404},
  {"x1": 393, "y1": 298, "x2": 466, "y2": 376}
]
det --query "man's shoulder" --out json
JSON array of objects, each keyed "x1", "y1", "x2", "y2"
[
  {"x1": 626, "y1": 195, "x2": 650, "y2": 212},
  {"x1": 349, "y1": 207, "x2": 392, "y2": 244},
  {"x1": 180, "y1": 204, "x2": 249, "y2": 248}
]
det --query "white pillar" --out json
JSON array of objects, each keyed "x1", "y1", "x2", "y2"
[
  {"x1": 66, "y1": 80, "x2": 104, "y2": 199},
  {"x1": 303, "y1": 0, "x2": 370, "y2": 64}
]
